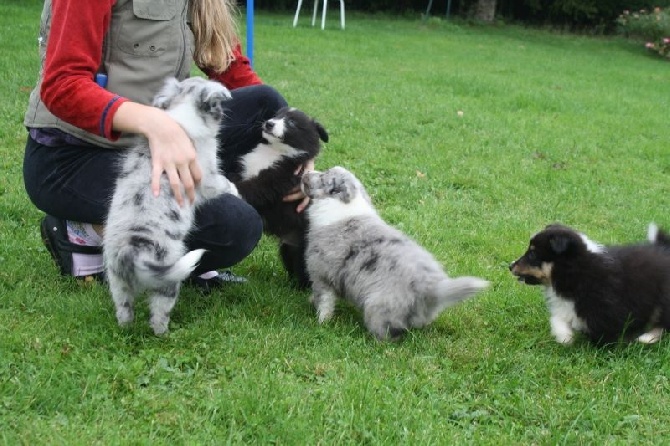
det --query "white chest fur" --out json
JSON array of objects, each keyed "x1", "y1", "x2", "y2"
[
  {"x1": 308, "y1": 195, "x2": 377, "y2": 228},
  {"x1": 240, "y1": 142, "x2": 301, "y2": 180},
  {"x1": 544, "y1": 287, "x2": 587, "y2": 344}
]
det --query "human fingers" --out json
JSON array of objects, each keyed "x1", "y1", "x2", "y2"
[
  {"x1": 282, "y1": 185, "x2": 304, "y2": 202},
  {"x1": 190, "y1": 159, "x2": 203, "y2": 187},
  {"x1": 281, "y1": 185, "x2": 310, "y2": 213},
  {"x1": 295, "y1": 196, "x2": 311, "y2": 214},
  {"x1": 178, "y1": 164, "x2": 196, "y2": 204},
  {"x1": 151, "y1": 161, "x2": 163, "y2": 198},
  {"x1": 293, "y1": 159, "x2": 316, "y2": 176},
  {"x1": 166, "y1": 166, "x2": 184, "y2": 207}
]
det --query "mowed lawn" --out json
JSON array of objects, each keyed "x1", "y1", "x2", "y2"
[{"x1": 2, "y1": 2, "x2": 670, "y2": 444}]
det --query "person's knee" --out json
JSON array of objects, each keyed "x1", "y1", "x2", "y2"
[
  {"x1": 230, "y1": 84, "x2": 288, "y2": 117},
  {"x1": 234, "y1": 202, "x2": 263, "y2": 260},
  {"x1": 213, "y1": 197, "x2": 263, "y2": 263},
  {"x1": 189, "y1": 196, "x2": 263, "y2": 269},
  {"x1": 253, "y1": 84, "x2": 288, "y2": 112}
]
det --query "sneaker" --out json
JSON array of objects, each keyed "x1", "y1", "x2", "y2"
[
  {"x1": 40, "y1": 215, "x2": 104, "y2": 282},
  {"x1": 187, "y1": 270, "x2": 247, "y2": 294}
]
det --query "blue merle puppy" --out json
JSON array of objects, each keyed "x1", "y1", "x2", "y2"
[
  {"x1": 301, "y1": 166, "x2": 489, "y2": 341},
  {"x1": 103, "y1": 77, "x2": 238, "y2": 335}
]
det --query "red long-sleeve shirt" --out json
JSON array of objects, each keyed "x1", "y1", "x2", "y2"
[{"x1": 41, "y1": 0, "x2": 262, "y2": 140}]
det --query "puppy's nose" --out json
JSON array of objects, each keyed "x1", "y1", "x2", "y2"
[
  {"x1": 264, "y1": 121, "x2": 274, "y2": 132},
  {"x1": 508, "y1": 261, "x2": 516, "y2": 271}
]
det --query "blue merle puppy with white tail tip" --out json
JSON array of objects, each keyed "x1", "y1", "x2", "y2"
[
  {"x1": 103, "y1": 77, "x2": 239, "y2": 335},
  {"x1": 301, "y1": 166, "x2": 489, "y2": 341}
]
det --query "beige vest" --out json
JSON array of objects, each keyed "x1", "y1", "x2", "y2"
[{"x1": 24, "y1": 0, "x2": 195, "y2": 148}]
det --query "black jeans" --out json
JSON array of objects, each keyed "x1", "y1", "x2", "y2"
[{"x1": 23, "y1": 84, "x2": 288, "y2": 273}]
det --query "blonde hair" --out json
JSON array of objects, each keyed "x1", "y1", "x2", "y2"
[{"x1": 190, "y1": 0, "x2": 240, "y2": 73}]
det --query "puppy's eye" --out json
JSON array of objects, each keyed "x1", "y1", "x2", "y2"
[
  {"x1": 285, "y1": 119, "x2": 295, "y2": 128},
  {"x1": 527, "y1": 251, "x2": 536, "y2": 261}
]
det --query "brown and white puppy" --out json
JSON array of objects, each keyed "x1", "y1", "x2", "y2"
[{"x1": 510, "y1": 223, "x2": 670, "y2": 345}]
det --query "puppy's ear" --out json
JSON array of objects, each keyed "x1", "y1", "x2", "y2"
[
  {"x1": 549, "y1": 234, "x2": 571, "y2": 254},
  {"x1": 329, "y1": 176, "x2": 356, "y2": 203},
  {"x1": 314, "y1": 120, "x2": 329, "y2": 143},
  {"x1": 198, "y1": 85, "x2": 230, "y2": 121},
  {"x1": 153, "y1": 77, "x2": 181, "y2": 109},
  {"x1": 331, "y1": 170, "x2": 366, "y2": 204}
]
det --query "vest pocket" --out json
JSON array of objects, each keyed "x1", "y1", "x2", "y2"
[
  {"x1": 133, "y1": 0, "x2": 178, "y2": 21},
  {"x1": 116, "y1": 0, "x2": 179, "y2": 57}
]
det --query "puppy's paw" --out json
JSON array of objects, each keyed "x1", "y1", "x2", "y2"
[
  {"x1": 316, "y1": 303, "x2": 335, "y2": 324},
  {"x1": 637, "y1": 328, "x2": 664, "y2": 344},
  {"x1": 116, "y1": 307, "x2": 134, "y2": 327},
  {"x1": 553, "y1": 332, "x2": 575, "y2": 345},
  {"x1": 373, "y1": 324, "x2": 408, "y2": 342},
  {"x1": 550, "y1": 316, "x2": 575, "y2": 345},
  {"x1": 316, "y1": 305, "x2": 334, "y2": 324},
  {"x1": 201, "y1": 86, "x2": 232, "y2": 121},
  {"x1": 150, "y1": 315, "x2": 170, "y2": 336},
  {"x1": 311, "y1": 289, "x2": 336, "y2": 323}
]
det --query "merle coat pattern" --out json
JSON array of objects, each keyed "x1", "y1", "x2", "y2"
[
  {"x1": 301, "y1": 166, "x2": 489, "y2": 341},
  {"x1": 510, "y1": 224, "x2": 670, "y2": 345},
  {"x1": 103, "y1": 77, "x2": 238, "y2": 335},
  {"x1": 223, "y1": 107, "x2": 328, "y2": 288}
]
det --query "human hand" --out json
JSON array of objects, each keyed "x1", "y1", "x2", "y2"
[
  {"x1": 144, "y1": 108, "x2": 202, "y2": 206},
  {"x1": 282, "y1": 159, "x2": 315, "y2": 213},
  {"x1": 112, "y1": 102, "x2": 202, "y2": 206}
]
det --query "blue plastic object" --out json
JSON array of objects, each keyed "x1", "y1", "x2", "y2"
[
  {"x1": 95, "y1": 73, "x2": 108, "y2": 88},
  {"x1": 246, "y1": 0, "x2": 254, "y2": 67}
]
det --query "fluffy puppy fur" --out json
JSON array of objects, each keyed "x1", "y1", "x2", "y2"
[
  {"x1": 300, "y1": 166, "x2": 489, "y2": 341},
  {"x1": 103, "y1": 77, "x2": 238, "y2": 335},
  {"x1": 225, "y1": 107, "x2": 328, "y2": 288},
  {"x1": 510, "y1": 223, "x2": 670, "y2": 345}
]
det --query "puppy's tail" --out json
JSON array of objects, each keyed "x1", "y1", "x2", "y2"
[
  {"x1": 648, "y1": 223, "x2": 670, "y2": 247},
  {"x1": 430, "y1": 276, "x2": 489, "y2": 313},
  {"x1": 135, "y1": 249, "x2": 206, "y2": 287}
]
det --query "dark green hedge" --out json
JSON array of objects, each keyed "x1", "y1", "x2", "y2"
[{"x1": 243, "y1": 0, "x2": 670, "y2": 31}]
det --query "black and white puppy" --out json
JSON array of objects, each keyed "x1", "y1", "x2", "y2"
[
  {"x1": 225, "y1": 107, "x2": 328, "y2": 288},
  {"x1": 510, "y1": 223, "x2": 670, "y2": 345},
  {"x1": 301, "y1": 166, "x2": 489, "y2": 341},
  {"x1": 103, "y1": 77, "x2": 238, "y2": 335}
]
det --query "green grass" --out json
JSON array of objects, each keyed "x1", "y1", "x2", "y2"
[{"x1": 3, "y1": 2, "x2": 670, "y2": 444}]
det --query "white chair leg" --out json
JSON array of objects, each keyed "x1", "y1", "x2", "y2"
[
  {"x1": 293, "y1": 0, "x2": 303, "y2": 27},
  {"x1": 321, "y1": 0, "x2": 327, "y2": 30},
  {"x1": 340, "y1": 0, "x2": 345, "y2": 29},
  {"x1": 311, "y1": 0, "x2": 318, "y2": 27}
]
